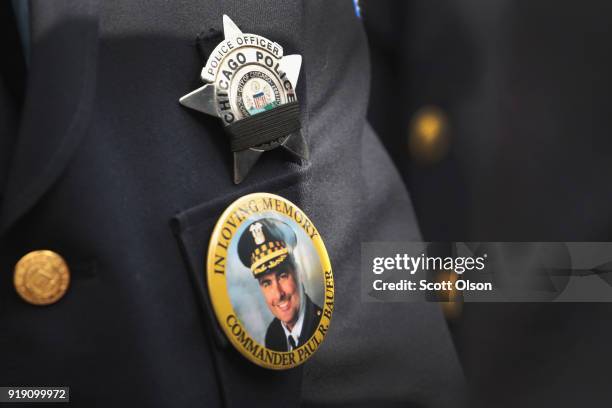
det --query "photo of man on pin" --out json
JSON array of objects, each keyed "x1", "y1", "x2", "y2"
[{"x1": 237, "y1": 218, "x2": 323, "y2": 352}]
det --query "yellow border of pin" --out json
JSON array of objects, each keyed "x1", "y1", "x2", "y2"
[{"x1": 206, "y1": 193, "x2": 334, "y2": 369}]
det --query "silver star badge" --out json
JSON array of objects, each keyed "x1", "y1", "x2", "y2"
[{"x1": 180, "y1": 15, "x2": 307, "y2": 184}]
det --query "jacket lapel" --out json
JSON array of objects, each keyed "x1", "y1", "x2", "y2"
[{"x1": 0, "y1": 0, "x2": 99, "y2": 234}]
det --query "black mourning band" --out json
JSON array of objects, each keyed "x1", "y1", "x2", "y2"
[{"x1": 227, "y1": 101, "x2": 301, "y2": 152}]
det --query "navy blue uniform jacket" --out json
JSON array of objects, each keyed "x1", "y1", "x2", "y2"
[{"x1": 0, "y1": 1, "x2": 464, "y2": 406}]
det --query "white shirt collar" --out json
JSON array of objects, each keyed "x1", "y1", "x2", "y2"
[{"x1": 281, "y1": 298, "x2": 306, "y2": 350}]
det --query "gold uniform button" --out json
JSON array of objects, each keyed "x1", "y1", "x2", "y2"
[{"x1": 14, "y1": 250, "x2": 70, "y2": 305}]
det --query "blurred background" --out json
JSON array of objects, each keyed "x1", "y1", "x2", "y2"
[{"x1": 363, "y1": 0, "x2": 612, "y2": 406}]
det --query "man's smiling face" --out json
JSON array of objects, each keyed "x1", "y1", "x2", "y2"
[{"x1": 257, "y1": 264, "x2": 301, "y2": 330}]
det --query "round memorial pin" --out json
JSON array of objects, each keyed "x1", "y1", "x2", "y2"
[{"x1": 207, "y1": 193, "x2": 334, "y2": 369}]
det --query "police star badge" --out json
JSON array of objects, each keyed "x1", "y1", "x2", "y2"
[{"x1": 180, "y1": 15, "x2": 307, "y2": 184}]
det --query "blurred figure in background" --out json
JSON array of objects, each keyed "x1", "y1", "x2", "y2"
[{"x1": 364, "y1": 0, "x2": 612, "y2": 407}]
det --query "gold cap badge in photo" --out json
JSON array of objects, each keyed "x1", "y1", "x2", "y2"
[{"x1": 238, "y1": 218, "x2": 297, "y2": 276}]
